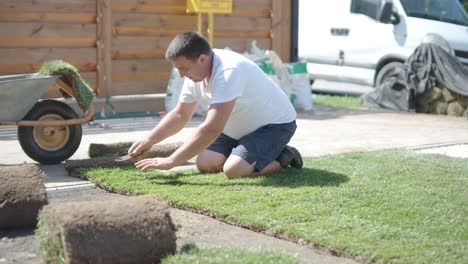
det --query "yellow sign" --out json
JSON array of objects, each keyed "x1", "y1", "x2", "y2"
[{"x1": 187, "y1": 0, "x2": 232, "y2": 14}]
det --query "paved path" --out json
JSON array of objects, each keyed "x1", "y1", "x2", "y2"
[{"x1": 1, "y1": 106, "x2": 467, "y2": 264}]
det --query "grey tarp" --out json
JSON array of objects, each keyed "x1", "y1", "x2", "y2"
[{"x1": 362, "y1": 43, "x2": 468, "y2": 111}]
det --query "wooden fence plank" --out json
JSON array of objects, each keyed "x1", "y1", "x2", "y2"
[
  {"x1": 112, "y1": 49, "x2": 166, "y2": 60},
  {"x1": 112, "y1": 59, "x2": 171, "y2": 72},
  {"x1": 112, "y1": 80, "x2": 168, "y2": 95},
  {"x1": 79, "y1": 72, "x2": 97, "y2": 81},
  {"x1": 112, "y1": 71, "x2": 170, "y2": 82},
  {"x1": 231, "y1": 8, "x2": 271, "y2": 17},
  {"x1": 212, "y1": 29, "x2": 271, "y2": 39},
  {"x1": 0, "y1": 62, "x2": 96, "y2": 75},
  {"x1": 114, "y1": 0, "x2": 185, "y2": 4},
  {"x1": 271, "y1": 0, "x2": 291, "y2": 61},
  {"x1": 0, "y1": 37, "x2": 96, "y2": 48},
  {"x1": 97, "y1": 0, "x2": 112, "y2": 97},
  {"x1": 112, "y1": 36, "x2": 173, "y2": 50},
  {"x1": 112, "y1": 2, "x2": 185, "y2": 14},
  {"x1": 213, "y1": 38, "x2": 271, "y2": 52},
  {"x1": 0, "y1": 22, "x2": 96, "y2": 37},
  {"x1": 113, "y1": 26, "x2": 182, "y2": 37},
  {"x1": 0, "y1": 48, "x2": 97, "y2": 63},
  {"x1": 113, "y1": 13, "x2": 196, "y2": 28},
  {"x1": 214, "y1": 16, "x2": 271, "y2": 30},
  {"x1": 0, "y1": 11, "x2": 96, "y2": 23},
  {"x1": 233, "y1": 0, "x2": 272, "y2": 9},
  {"x1": 0, "y1": 0, "x2": 97, "y2": 13}
]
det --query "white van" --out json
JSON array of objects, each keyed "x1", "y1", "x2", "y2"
[{"x1": 298, "y1": 0, "x2": 468, "y2": 87}]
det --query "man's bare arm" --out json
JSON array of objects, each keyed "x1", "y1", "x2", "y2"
[
  {"x1": 134, "y1": 99, "x2": 236, "y2": 170},
  {"x1": 165, "y1": 98, "x2": 236, "y2": 166},
  {"x1": 129, "y1": 101, "x2": 197, "y2": 155}
]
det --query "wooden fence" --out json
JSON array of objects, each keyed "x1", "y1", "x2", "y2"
[{"x1": 0, "y1": 0, "x2": 291, "y2": 111}]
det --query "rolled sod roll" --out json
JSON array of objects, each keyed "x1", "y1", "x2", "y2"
[
  {"x1": 36, "y1": 195, "x2": 176, "y2": 264},
  {"x1": 133, "y1": 141, "x2": 184, "y2": 160},
  {"x1": 0, "y1": 164, "x2": 47, "y2": 228},
  {"x1": 67, "y1": 142, "x2": 184, "y2": 172},
  {"x1": 89, "y1": 141, "x2": 183, "y2": 158},
  {"x1": 88, "y1": 141, "x2": 133, "y2": 157}
]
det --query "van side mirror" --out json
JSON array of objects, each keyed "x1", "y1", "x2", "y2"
[{"x1": 379, "y1": 0, "x2": 400, "y2": 24}]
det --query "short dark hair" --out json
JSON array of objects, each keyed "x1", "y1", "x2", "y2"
[{"x1": 165, "y1": 31, "x2": 212, "y2": 61}]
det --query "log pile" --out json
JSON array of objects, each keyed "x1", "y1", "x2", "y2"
[{"x1": 416, "y1": 84, "x2": 468, "y2": 117}]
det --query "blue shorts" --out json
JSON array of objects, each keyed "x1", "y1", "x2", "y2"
[{"x1": 207, "y1": 121, "x2": 297, "y2": 172}]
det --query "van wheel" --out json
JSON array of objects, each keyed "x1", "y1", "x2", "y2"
[{"x1": 375, "y1": 62, "x2": 402, "y2": 88}]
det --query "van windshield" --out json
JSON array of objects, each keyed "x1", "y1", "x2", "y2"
[{"x1": 400, "y1": 0, "x2": 468, "y2": 26}]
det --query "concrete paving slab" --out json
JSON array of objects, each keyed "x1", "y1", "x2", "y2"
[{"x1": 415, "y1": 144, "x2": 468, "y2": 158}]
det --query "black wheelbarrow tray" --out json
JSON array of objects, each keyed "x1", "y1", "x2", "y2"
[{"x1": 0, "y1": 73, "x2": 94, "y2": 164}]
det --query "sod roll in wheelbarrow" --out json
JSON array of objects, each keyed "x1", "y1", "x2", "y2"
[
  {"x1": 36, "y1": 195, "x2": 177, "y2": 264},
  {"x1": 0, "y1": 164, "x2": 47, "y2": 229},
  {"x1": 38, "y1": 60, "x2": 95, "y2": 111}
]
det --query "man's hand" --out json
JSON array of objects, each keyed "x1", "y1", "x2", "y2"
[
  {"x1": 128, "y1": 139, "x2": 153, "y2": 156},
  {"x1": 135, "y1": 157, "x2": 175, "y2": 171}
]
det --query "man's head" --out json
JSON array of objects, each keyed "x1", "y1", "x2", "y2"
[{"x1": 166, "y1": 31, "x2": 213, "y2": 82}]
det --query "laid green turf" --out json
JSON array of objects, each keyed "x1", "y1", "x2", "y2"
[
  {"x1": 77, "y1": 150, "x2": 468, "y2": 264},
  {"x1": 162, "y1": 244, "x2": 296, "y2": 264},
  {"x1": 313, "y1": 94, "x2": 364, "y2": 109}
]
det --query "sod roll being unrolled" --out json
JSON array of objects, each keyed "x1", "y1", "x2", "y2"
[
  {"x1": 89, "y1": 141, "x2": 183, "y2": 158},
  {"x1": 36, "y1": 195, "x2": 177, "y2": 264},
  {"x1": 0, "y1": 164, "x2": 47, "y2": 229},
  {"x1": 66, "y1": 142, "x2": 184, "y2": 172},
  {"x1": 88, "y1": 141, "x2": 133, "y2": 157},
  {"x1": 134, "y1": 141, "x2": 184, "y2": 160}
]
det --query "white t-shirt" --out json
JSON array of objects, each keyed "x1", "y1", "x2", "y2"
[{"x1": 179, "y1": 49, "x2": 296, "y2": 140}]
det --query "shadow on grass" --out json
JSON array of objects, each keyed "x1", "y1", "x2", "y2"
[
  {"x1": 143, "y1": 167, "x2": 349, "y2": 188},
  {"x1": 260, "y1": 167, "x2": 349, "y2": 187}
]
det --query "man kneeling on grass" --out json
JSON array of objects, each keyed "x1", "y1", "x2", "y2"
[{"x1": 129, "y1": 31, "x2": 302, "y2": 179}]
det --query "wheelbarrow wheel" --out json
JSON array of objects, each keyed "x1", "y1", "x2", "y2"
[{"x1": 18, "y1": 100, "x2": 82, "y2": 164}]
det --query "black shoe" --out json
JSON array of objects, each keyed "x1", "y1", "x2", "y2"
[{"x1": 278, "y1": 145, "x2": 303, "y2": 169}]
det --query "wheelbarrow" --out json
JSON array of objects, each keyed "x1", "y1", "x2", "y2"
[{"x1": 0, "y1": 73, "x2": 94, "y2": 164}]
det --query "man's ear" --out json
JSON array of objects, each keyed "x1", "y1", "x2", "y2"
[{"x1": 198, "y1": 54, "x2": 208, "y2": 64}]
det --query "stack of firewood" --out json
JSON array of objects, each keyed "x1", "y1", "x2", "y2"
[{"x1": 416, "y1": 84, "x2": 468, "y2": 117}]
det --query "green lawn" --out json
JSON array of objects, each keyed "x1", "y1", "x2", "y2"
[
  {"x1": 162, "y1": 244, "x2": 296, "y2": 264},
  {"x1": 76, "y1": 150, "x2": 468, "y2": 264},
  {"x1": 313, "y1": 94, "x2": 364, "y2": 109}
]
